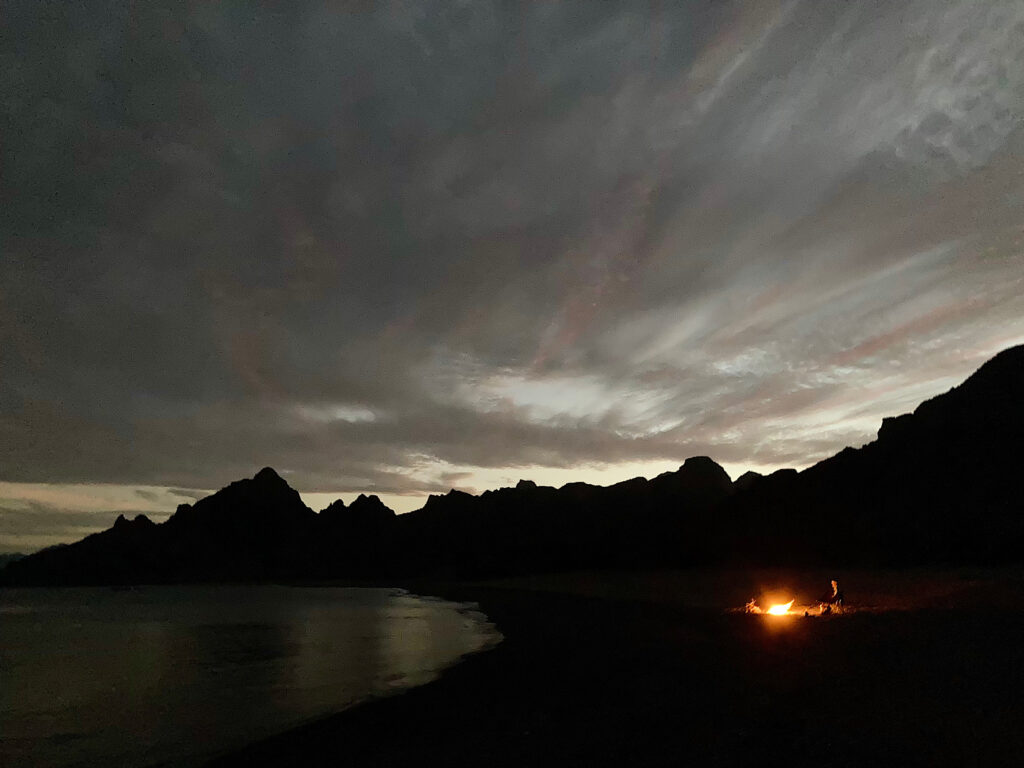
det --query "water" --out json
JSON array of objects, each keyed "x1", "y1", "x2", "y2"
[{"x1": 0, "y1": 585, "x2": 501, "y2": 767}]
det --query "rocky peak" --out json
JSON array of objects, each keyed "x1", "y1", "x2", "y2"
[
  {"x1": 253, "y1": 466, "x2": 289, "y2": 489},
  {"x1": 678, "y1": 456, "x2": 733, "y2": 488},
  {"x1": 113, "y1": 513, "x2": 154, "y2": 530},
  {"x1": 349, "y1": 494, "x2": 395, "y2": 518}
]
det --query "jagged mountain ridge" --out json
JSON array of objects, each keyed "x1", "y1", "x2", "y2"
[
  {"x1": 0, "y1": 457, "x2": 736, "y2": 584},
  {"x1": 3, "y1": 345, "x2": 1023, "y2": 584},
  {"x1": 0, "y1": 468, "x2": 397, "y2": 584}
]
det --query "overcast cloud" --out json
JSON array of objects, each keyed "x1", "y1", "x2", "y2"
[{"x1": 3, "y1": 1, "x2": 1023, "y2": 551}]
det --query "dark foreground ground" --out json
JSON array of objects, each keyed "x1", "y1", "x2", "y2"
[{"x1": 207, "y1": 572, "x2": 1024, "y2": 767}]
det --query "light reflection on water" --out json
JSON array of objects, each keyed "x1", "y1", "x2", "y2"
[{"x1": 0, "y1": 586, "x2": 500, "y2": 767}]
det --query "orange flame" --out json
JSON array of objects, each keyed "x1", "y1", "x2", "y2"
[{"x1": 766, "y1": 600, "x2": 795, "y2": 615}]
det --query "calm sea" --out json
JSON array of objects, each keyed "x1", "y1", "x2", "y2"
[{"x1": 0, "y1": 585, "x2": 501, "y2": 767}]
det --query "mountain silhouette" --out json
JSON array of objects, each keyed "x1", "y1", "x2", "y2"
[
  {"x1": 3, "y1": 468, "x2": 319, "y2": 585},
  {"x1": 0, "y1": 552, "x2": 27, "y2": 569},
  {"x1": 313, "y1": 493, "x2": 397, "y2": 577},
  {"x1": 3, "y1": 345, "x2": 1023, "y2": 585},
  {"x1": 723, "y1": 344, "x2": 1024, "y2": 565},
  {"x1": 390, "y1": 455, "x2": 733, "y2": 578}
]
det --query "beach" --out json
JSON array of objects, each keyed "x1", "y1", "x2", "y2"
[{"x1": 207, "y1": 570, "x2": 1024, "y2": 767}]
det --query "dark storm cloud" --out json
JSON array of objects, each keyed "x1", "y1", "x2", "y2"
[{"x1": 3, "y1": 0, "x2": 1024, "y2": 524}]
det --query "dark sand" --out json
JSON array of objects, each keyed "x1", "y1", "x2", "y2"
[{"x1": 207, "y1": 570, "x2": 1024, "y2": 767}]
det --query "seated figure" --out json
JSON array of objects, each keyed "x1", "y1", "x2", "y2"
[{"x1": 820, "y1": 579, "x2": 844, "y2": 613}]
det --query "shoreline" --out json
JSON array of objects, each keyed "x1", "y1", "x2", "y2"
[{"x1": 206, "y1": 570, "x2": 1024, "y2": 767}]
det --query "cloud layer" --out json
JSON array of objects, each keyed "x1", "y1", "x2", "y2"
[{"x1": 3, "y1": 1, "x2": 1023, "y2": 548}]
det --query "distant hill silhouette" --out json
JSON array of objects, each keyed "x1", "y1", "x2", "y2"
[
  {"x1": 391, "y1": 455, "x2": 733, "y2": 578},
  {"x1": 2, "y1": 468, "x2": 318, "y2": 585},
  {"x1": 315, "y1": 493, "x2": 397, "y2": 576},
  {"x1": 0, "y1": 553, "x2": 26, "y2": 569},
  {"x1": 3, "y1": 345, "x2": 1023, "y2": 585}
]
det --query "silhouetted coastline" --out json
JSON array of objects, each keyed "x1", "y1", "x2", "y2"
[
  {"x1": 204, "y1": 572, "x2": 1024, "y2": 767},
  {"x1": 4, "y1": 347, "x2": 1024, "y2": 767}
]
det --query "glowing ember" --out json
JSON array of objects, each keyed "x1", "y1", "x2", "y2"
[{"x1": 766, "y1": 600, "x2": 795, "y2": 615}]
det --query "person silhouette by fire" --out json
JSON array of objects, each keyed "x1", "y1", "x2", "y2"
[{"x1": 820, "y1": 579, "x2": 844, "y2": 614}]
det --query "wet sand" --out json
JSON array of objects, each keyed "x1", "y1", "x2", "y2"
[{"x1": 207, "y1": 570, "x2": 1024, "y2": 767}]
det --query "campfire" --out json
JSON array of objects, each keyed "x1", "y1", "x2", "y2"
[
  {"x1": 742, "y1": 595, "x2": 845, "y2": 616},
  {"x1": 766, "y1": 599, "x2": 795, "y2": 615},
  {"x1": 744, "y1": 598, "x2": 797, "y2": 616},
  {"x1": 740, "y1": 578, "x2": 846, "y2": 616}
]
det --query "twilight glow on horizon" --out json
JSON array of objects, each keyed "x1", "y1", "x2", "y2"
[{"x1": 2, "y1": 0, "x2": 1024, "y2": 553}]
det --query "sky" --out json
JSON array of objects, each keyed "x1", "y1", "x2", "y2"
[{"x1": 3, "y1": 0, "x2": 1024, "y2": 553}]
